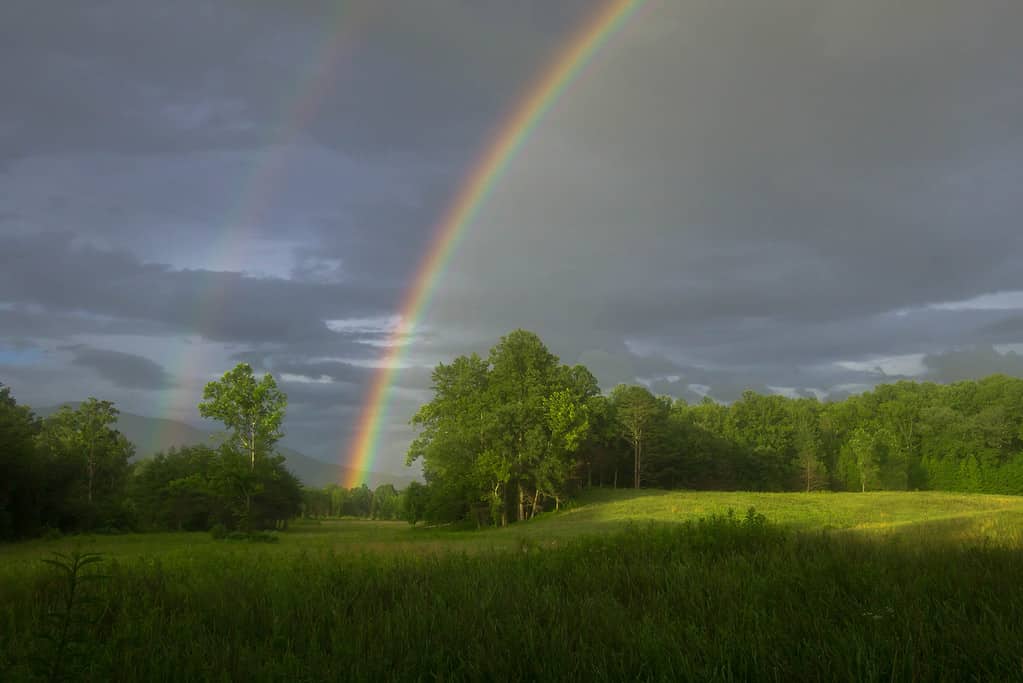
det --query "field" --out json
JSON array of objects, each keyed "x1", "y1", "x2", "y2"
[{"x1": 3, "y1": 490, "x2": 1023, "y2": 681}]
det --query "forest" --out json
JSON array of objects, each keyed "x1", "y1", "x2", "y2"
[
  {"x1": 401, "y1": 329, "x2": 1023, "y2": 526},
  {"x1": 4, "y1": 328, "x2": 1023, "y2": 540}
]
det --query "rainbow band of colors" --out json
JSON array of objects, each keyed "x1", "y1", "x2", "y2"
[{"x1": 342, "y1": 0, "x2": 646, "y2": 487}]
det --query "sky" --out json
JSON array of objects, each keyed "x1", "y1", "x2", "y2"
[{"x1": 3, "y1": 0, "x2": 1023, "y2": 477}]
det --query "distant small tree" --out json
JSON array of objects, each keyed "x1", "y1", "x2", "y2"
[
  {"x1": 793, "y1": 401, "x2": 826, "y2": 492},
  {"x1": 401, "y1": 482, "x2": 428, "y2": 527},
  {"x1": 847, "y1": 427, "x2": 882, "y2": 492},
  {"x1": 610, "y1": 385, "x2": 663, "y2": 489},
  {"x1": 199, "y1": 364, "x2": 286, "y2": 470},
  {"x1": 371, "y1": 484, "x2": 399, "y2": 519}
]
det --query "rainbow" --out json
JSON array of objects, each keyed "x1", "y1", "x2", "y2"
[
  {"x1": 342, "y1": 0, "x2": 646, "y2": 487},
  {"x1": 154, "y1": 6, "x2": 366, "y2": 443}
]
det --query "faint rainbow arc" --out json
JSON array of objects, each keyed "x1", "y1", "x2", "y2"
[
  {"x1": 342, "y1": 0, "x2": 646, "y2": 487},
  {"x1": 155, "y1": 6, "x2": 365, "y2": 444}
]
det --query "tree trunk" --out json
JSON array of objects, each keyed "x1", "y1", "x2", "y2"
[
  {"x1": 250, "y1": 421, "x2": 256, "y2": 470},
  {"x1": 613, "y1": 468, "x2": 618, "y2": 489},
  {"x1": 517, "y1": 485, "x2": 526, "y2": 523},
  {"x1": 634, "y1": 437, "x2": 642, "y2": 489},
  {"x1": 529, "y1": 489, "x2": 541, "y2": 520},
  {"x1": 87, "y1": 441, "x2": 94, "y2": 504}
]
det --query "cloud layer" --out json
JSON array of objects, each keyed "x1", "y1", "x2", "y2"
[{"x1": 3, "y1": 0, "x2": 1023, "y2": 473}]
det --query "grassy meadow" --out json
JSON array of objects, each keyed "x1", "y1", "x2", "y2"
[{"x1": 3, "y1": 490, "x2": 1023, "y2": 681}]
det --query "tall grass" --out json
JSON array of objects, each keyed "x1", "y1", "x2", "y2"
[{"x1": 2, "y1": 506, "x2": 1022, "y2": 681}]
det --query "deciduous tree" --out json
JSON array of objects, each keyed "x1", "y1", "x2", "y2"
[{"x1": 199, "y1": 364, "x2": 286, "y2": 469}]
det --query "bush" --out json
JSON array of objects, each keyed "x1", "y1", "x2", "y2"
[
  {"x1": 217, "y1": 530, "x2": 279, "y2": 543},
  {"x1": 246, "y1": 532, "x2": 279, "y2": 543},
  {"x1": 209, "y1": 523, "x2": 227, "y2": 540}
]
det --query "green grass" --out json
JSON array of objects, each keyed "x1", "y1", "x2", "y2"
[{"x1": 3, "y1": 490, "x2": 1023, "y2": 681}]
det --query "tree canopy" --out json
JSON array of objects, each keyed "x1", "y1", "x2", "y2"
[{"x1": 199, "y1": 363, "x2": 286, "y2": 469}]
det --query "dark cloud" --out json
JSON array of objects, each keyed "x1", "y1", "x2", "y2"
[
  {"x1": 983, "y1": 315, "x2": 1023, "y2": 340},
  {"x1": 0, "y1": 232, "x2": 396, "y2": 346},
  {"x1": 0, "y1": 305, "x2": 174, "y2": 341},
  {"x1": 922, "y1": 346, "x2": 1023, "y2": 384},
  {"x1": 67, "y1": 346, "x2": 173, "y2": 390},
  {"x1": 3, "y1": 0, "x2": 1023, "y2": 472},
  {"x1": 0, "y1": 0, "x2": 588, "y2": 163}
]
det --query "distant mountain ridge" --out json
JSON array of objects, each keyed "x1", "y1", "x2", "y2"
[{"x1": 37, "y1": 404, "x2": 415, "y2": 489}]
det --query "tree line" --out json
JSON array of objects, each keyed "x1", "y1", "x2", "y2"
[
  {"x1": 6, "y1": 331, "x2": 1023, "y2": 537},
  {"x1": 0, "y1": 365, "x2": 303, "y2": 540},
  {"x1": 407, "y1": 330, "x2": 1023, "y2": 526},
  {"x1": 300, "y1": 482, "x2": 413, "y2": 522}
]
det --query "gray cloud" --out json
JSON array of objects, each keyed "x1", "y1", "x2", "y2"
[
  {"x1": 66, "y1": 346, "x2": 173, "y2": 390},
  {"x1": 922, "y1": 346, "x2": 1023, "y2": 384},
  {"x1": 0, "y1": 232, "x2": 396, "y2": 347},
  {"x1": 3, "y1": 0, "x2": 1023, "y2": 473},
  {"x1": 423, "y1": 0, "x2": 1023, "y2": 382},
  {"x1": 0, "y1": 0, "x2": 588, "y2": 164}
]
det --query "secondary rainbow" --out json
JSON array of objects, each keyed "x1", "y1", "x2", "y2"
[
  {"x1": 342, "y1": 0, "x2": 646, "y2": 486},
  {"x1": 154, "y1": 5, "x2": 364, "y2": 443}
]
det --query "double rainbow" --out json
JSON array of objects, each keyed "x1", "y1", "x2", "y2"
[{"x1": 342, "y1": 0, "x2": 646, "y2": 486}]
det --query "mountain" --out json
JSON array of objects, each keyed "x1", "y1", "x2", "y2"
[{"x1": 37, "y1": 404, "x2": 415, "y2": 489}]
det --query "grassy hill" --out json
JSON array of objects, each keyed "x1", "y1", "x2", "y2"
[
  {"x1": 4, "y1": 488, "x2": 1022, "y2": 559},
  {"x1": 37, "y1": 404, "x2": 415, "y2": 489},
  {"x1": 527, "y1": 487, "x2": 1023, "y2": 534}
]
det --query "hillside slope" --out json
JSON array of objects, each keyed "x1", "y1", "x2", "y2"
[{"x1": 514, "y1": 488, "x2": 1023, "y2": 540}]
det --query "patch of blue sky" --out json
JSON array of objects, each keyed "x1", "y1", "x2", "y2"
[{"x1": 0, "y1": 347, "x2": 43, "y2": 366}]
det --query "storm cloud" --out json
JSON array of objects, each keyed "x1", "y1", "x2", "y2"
[
  {"x1": 2, "y1": 0, "x2": 1023, "y2": 473},
  {"x1": 67, "y1": 346, "x2": 173, "y2": 390}
]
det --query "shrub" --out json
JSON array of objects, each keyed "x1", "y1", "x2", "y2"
[{"x1": 246, "y1": 532, "x2": 279, "y2": 543}]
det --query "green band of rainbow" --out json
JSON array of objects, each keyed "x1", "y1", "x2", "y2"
[{"x1": 342, "y1": 0, "x2": 645, "y2": 487}]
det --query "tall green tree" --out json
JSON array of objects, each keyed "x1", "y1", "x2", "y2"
[
  {"x1": 486, "y1": 330, "x2": 567, "y2": 521},
  {"x1": 41, "y1": 399, "x2": 131, "y2": 506},
  {"x1": 408, "y1": 353, "x2": 492, "y2": 522},
  {"x1": 846, "y1": 426, "x2": 884, "y2": 492},
  {"x1": 610, "y1": 384, "x2": 663, "y2": 489},
  {"x1": 792, "y1": 399, "x2": 826, "y2": 492},
  {"x1": 408, "y1": 330, "x2": 592, "y2": 525},
  {"x1": 37, "y1": 399, "x2": 134, "y2": 532},
  {"x1": 199, "y1": 363, "x2": 286, "y2": 469},
  {"x1": 0, "y1": 383, "x2": 43, "y2": 539}
]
